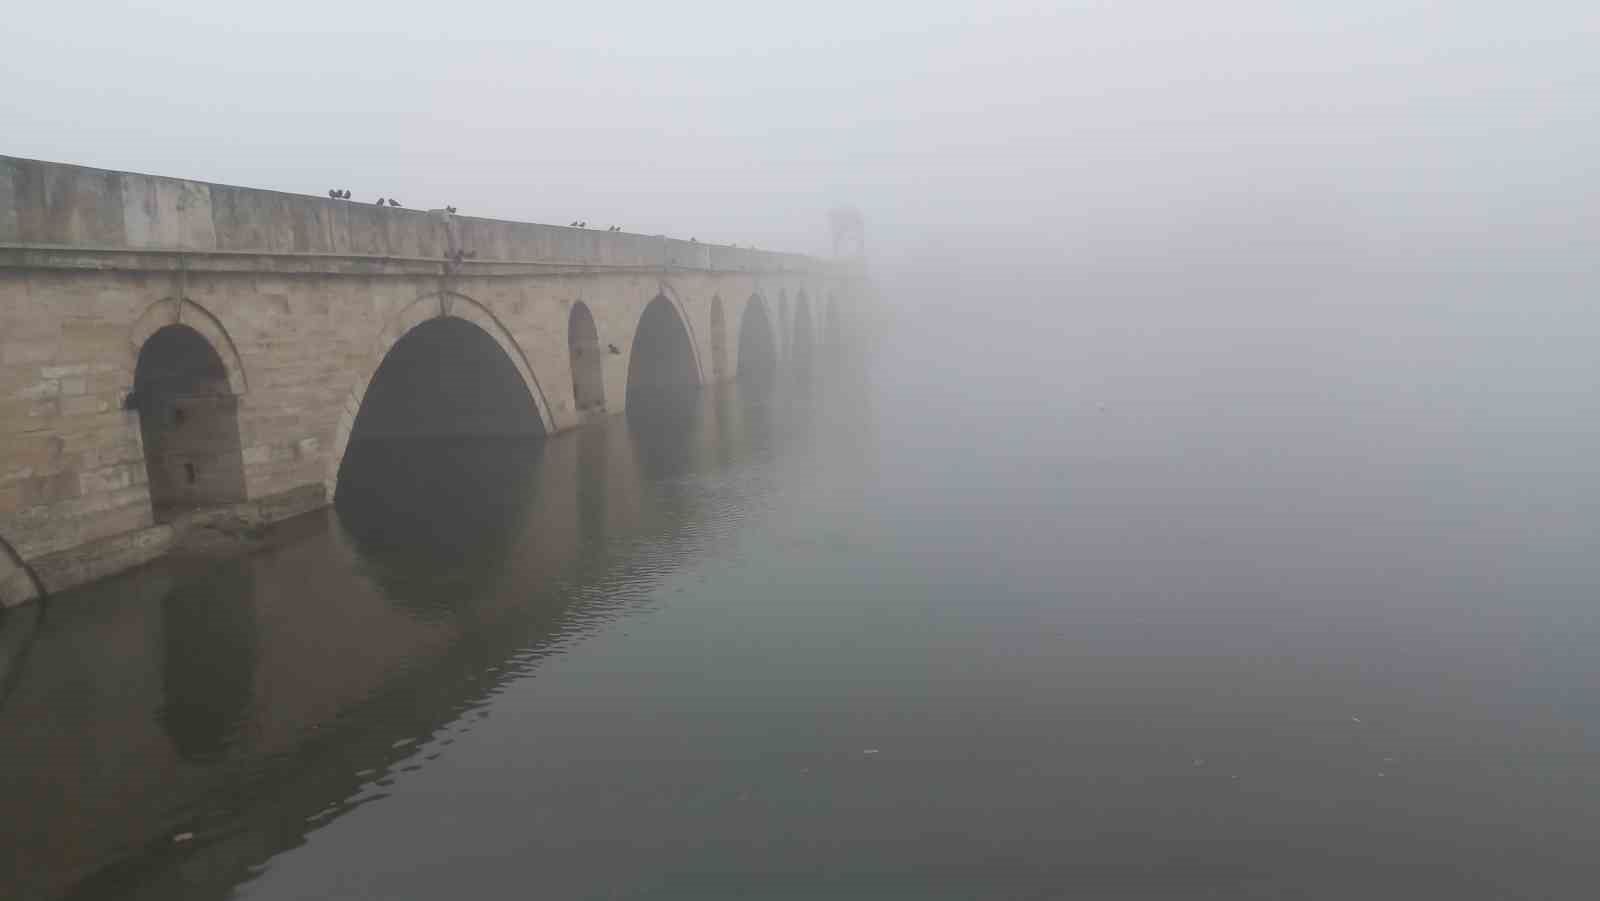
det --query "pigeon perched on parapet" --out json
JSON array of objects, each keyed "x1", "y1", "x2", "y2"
[
  {"x1": 607, "y1": 343, "x2": 620, "y2": 355},
  {"x1": 375, "y1": 197, "x2": 386, "y2": 205},
  {"x1": 446, "y1": 206, "x2": 457, "y2": 214},
  {"x1": 387, "y1": 199, "x2": 401, "y2": 208},
  {"x1": 329, "y1": 189, "x2": 339, "y2": 199},
  {"x1": 570, "y1": 221, "x2": 578, "y2": 227},
  {"x1": 342, "y1": 189, "x2": 352, "y2": 198},
  {"x1": 579, "y1": 221, "x2": 587, "y2": 228}
]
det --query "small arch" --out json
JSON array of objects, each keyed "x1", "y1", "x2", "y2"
[
  {"x1": 129, "y1": 298, "x2": 248, "y2": 396},
  {"x1": 134, "y1": 324, "x2": 247, "y2": 520},
  {"x1": 626, "y1": 293, "x2": 702, "y2": 414},
  {"x1": 709, "y1": 295, "x2": 728, "y2": 381},
  {"x1": 568, "y1": 301, "x2": 606, "y2": 414},
  {"x1": 736, "y1": 294, "x2": 777, "y2": 390},
  {"x1": 328, "y1": 291, "x2": 554, "y2": 495},
  {"x1": 0, "y1": 534, "x2": 43, "y2": 608}
]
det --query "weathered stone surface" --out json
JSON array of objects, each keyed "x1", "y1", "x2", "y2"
[{"x1": 0, "y1": 155, "x2": 870, "y2": 602}]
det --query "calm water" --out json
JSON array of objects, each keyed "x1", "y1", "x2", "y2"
[{"x1": 5, "y1": 293, "x2": 1600, "y2": 900}]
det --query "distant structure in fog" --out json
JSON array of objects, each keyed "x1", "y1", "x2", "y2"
[{"x1": 829, "y1": 205, "x2": 865, "y2": 260}]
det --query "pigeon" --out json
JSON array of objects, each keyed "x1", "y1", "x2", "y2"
[
  {"x1": 607, "y1": 343, "x2": 621, "y2": 355},
  {"x1": 328, "y1": 189, "x2": 339, "y2": 199},
  {"x1": 375, "y1": 197, "x2": 386, "y2": 205},
  {"x1": 445, "y1": 205, "x2": 457, "y2": 214},
  {"x1": 342, "y1": 189, "x2": 352, "y2": 199},
  {"x1": 387, "y1": 199, "x2": 401, "y2": 208},
  {"x1": 579, "y1": 221, "x2": 587, "y2": 228},
  {"x1": 570, "y1": 221, "x2": 579, "y2": 227}
]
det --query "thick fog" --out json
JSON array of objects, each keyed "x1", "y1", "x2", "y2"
[{"x1": 6, "y1": 2, "x2": 1598, "y2": 416}]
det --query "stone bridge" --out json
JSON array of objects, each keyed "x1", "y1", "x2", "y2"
[{"x1": 0, "y1": 156, "x2": 867, "y2": 606}]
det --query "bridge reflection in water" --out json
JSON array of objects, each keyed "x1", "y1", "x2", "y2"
[{"x1": 0, "y1": 376, "x2": 808, "y2": 901}]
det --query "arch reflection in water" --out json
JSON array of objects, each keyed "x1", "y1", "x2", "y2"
[
  {"x1": 158, "y1": 564, "x2": 258, "y2": 761},
  {"x1": 0, "y1": 380, "x2": 798, "y2": 901}
]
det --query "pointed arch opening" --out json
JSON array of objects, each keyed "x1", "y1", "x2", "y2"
[
  {"x1": 568, "y1": 302, "x2": 605, "y2": 414},
  {"x1": 134, "y1": 324, "x2": 246, "y2": 521},
  {"x1": 626, "y1": 294, "x2": 701, "y2": 417},
  {"x1": 792, "y1": 293, "x2": 815, "y2": 376},
  {"x1": 825, "y1": 295, "x2": 843, "y2": 351},
  {"x1": 709, "y1": 296, "x2": 728, "y2": 381},
  {"x1": 737, "y1": 295, "x2": 777, "y2": 392},
  {"x1": 335, "y1": 315, "x2": 546, "y2": 523}
]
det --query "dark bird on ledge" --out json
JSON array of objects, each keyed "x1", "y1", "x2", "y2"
[
  {"x1": 375, "y1": 197, "x2": 386, "y2": 205},
  {"x1": 387, "y1": 199, "x2": 401, "y2": 207},
  {"x1": 607, "y1": 343, "x2": 621, "y2": 355},
  {"x1": 342, "y1": 189, "x2": 352, "y2": 199},
  {"x1": 690, "y1": 237, "x2": 697, "y2": 243},
  {"x1": 328, "y1": 189, "x2": 339, "y2": 199},
  {"x1": 570, "y1": 221, "x2": 579, "y2": 227},
  {"x1": 579, "y1": 221, "x2": 587, "y2": 228},
  {"x1": 445, "y1": 205, "x2": 457, "y2": 214}
]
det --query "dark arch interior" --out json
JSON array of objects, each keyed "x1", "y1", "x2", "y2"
[
  {"x1": 626, "y1": 295, "x2": 700, "y2": 415},
  {"x1": 346, "y1": 317, "x2": 544, "y2": 444},
  {"x1": 568, "y1": 303, "x2": 605, "y2": 414},
  {"x1": 134, "y1": 324, "x2": 245, "y2": 520},
  {"x1": 709, "y1": 297, "x2": 727, "y2": 380},
  {"x1": 737, "y1": 297, "x2": 777, "y2": 391},
  {"x1": 336, "y1": 317, "x2": 546, "y2": 577},
  {"x1": 792, "y1": 294, "x2": 815, "y2": 375}
]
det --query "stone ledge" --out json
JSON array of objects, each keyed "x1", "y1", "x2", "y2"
[{"x1": 20, "y1": 482, "x2": 331, "y2": 605}]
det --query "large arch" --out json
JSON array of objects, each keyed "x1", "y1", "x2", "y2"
[
  {"x1": 133, "y1": 323, "x2": 247, "y2": 520},
  {"x1": 625, "y1": 293, "x2": 702, "y2": 414},
  {"x1": 0, "y1": 534, "x2": 43, "y2": 608},
  {"x1": 792, "y1": 291, "x2": 815, "y2": 376},
  {"x1": 568, "y1": 301, "x2": 605, "y2": 414},
  {"x1": 328, "y1": 292, "x2": 554, "y2": 495},
  {"x1": 736, "y1": 294, "x2": 777, "y2": 390},
  {"x1": 708, "y1": 296, "x2": 728, "y2": 381}
]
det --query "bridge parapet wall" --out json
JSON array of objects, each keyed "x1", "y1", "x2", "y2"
[{"x1": 0, "y1": 156, "x2": 815, "y2": 274}]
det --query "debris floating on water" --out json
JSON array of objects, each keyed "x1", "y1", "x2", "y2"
[{"x1": 173, "y1": 832, "x2": 194, "y2": 843}]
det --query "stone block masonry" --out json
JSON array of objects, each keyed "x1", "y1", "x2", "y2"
[{"x1": 0, "y1": 155, "x2": 869, "y2": 605}]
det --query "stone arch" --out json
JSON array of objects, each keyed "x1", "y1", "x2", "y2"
[
  {"x1": 736, "y1": 293, "x2": 777, "y2": 389},
  {"x1": 708, "y1": 295, "x2": 727, "y2": 381},
  {"x1": 625, "y1": 292, "x2": 703, "y2": 413},
  {"x1": 776, "y1": 290, "x2": 789, "y2": 355},
  {"x1": 0, "y1": 534, "x2": 43, "y2": 608},
  {"x1": 568, "y1": 301, "x2": 606, "y2": 413},
  {"x1": 825, "y1": 292, "x2": 843, "y2": 349},
  {"x1": 327, "y1": 291, "x2": 555, "y2": 494},
  {"x1": 792, "y1": 290, "x2": 815, "y2": 375},
  {"x1": 129, "y1": 298, "x2": 248, "y2": 396},
  {"x1": 134, "y1": 324, "x2": 247, "y2": 518},
  {"x1": 648, "y1": 283, "x2": 705, "y2": 385}
]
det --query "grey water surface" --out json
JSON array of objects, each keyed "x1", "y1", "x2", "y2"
[{"x1": 4, "y1": 292, "x2": 1600, "y2": 900}]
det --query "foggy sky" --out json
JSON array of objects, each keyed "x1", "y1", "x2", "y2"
[{"x1": 6, "y1": 2, "x2": 1597, "y2": 265}]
